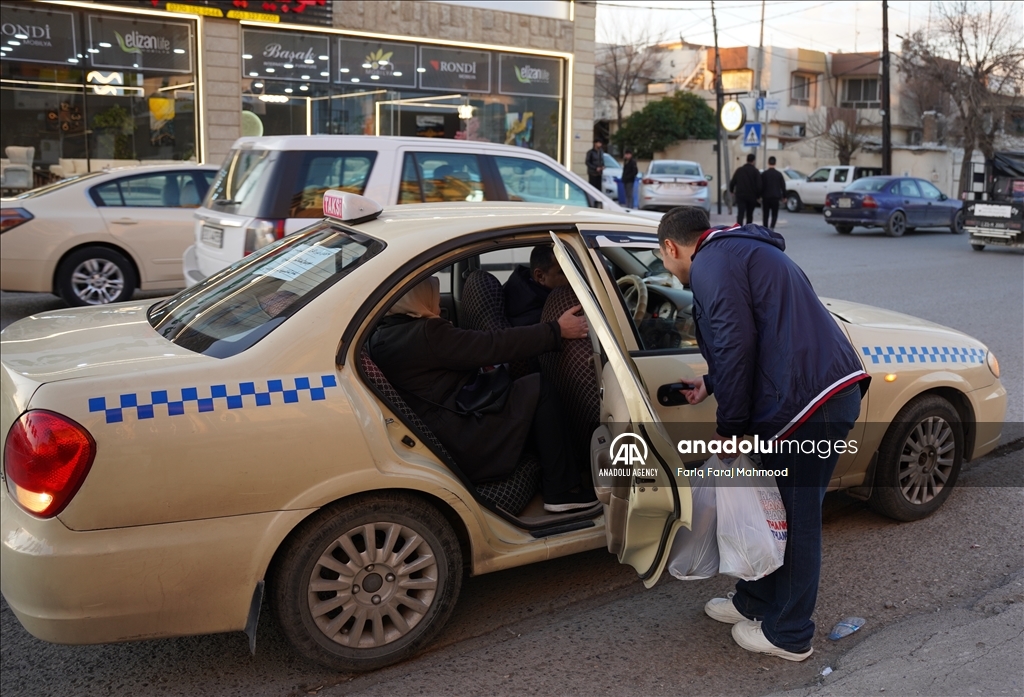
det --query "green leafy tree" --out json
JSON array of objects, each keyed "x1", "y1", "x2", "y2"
[{"x1": 612, "y1": 92, "x2": 716, "y2": 159}]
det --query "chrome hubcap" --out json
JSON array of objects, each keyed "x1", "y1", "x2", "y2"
[
  {"x1": 71, "y1": 259, "x2": 124, "y2": 304},
  {"x1": 898, "y1": 417, "x2": 955, "y2": 504},
  {"x1": 308, "y1": 522, "x2": 438, "y2": 649}
]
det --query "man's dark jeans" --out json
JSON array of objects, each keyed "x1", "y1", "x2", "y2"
[
  {"x1": 762, "y1": 197, "x2": 780, "y2": 229},
  {"x1": 736, "y1": 196, "x2": 757, "y2": 225},
  {"x1": 731, "y1": 384, "x2": 862, "y2": 652}
]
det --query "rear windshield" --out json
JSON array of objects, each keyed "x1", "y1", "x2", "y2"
[
  {"x1": 649, "y1": 162, "x2": 701, "y2": 176},
  {"x1": 205, "y1": 149, "x2": 377, "y2": 219},
  {"x1": 148, "y1": 223, "x2": 384, "y2": 357},
  {"x1": 7, "y1": 171, "x2": 106, "y2": 199},
  {"x1": 846, "y1": 177, "x2": 893, "y2": 192}
]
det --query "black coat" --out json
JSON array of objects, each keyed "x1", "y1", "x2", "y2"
[
  {"x1": 729, "y1": 163, "x2": 762, "y2": 199},
  {"x1": 503, "y1": 265, "x2": 551, "y2": 327},
  {"x1": 622, "y1": 158, "x2": 638, "y2": 183},
  {"x1": 368, "y1": 315, "x2": 562, "y2": 482},
  {"x1": 586, "y1": 148, "x2": 604, "y2": 177},
  {"x1": 761, "y1": 168, "x2": 786, "y2": 200}
]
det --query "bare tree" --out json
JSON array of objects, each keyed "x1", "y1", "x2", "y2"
[
  {"x1": 807, "y1": 108, "x2": 868, "y2": 165},
  {"x1": 898, "y1": 1, "x2": 1024, "y2": 192},
  {"x1": 595, "y1": 24, "x2": 665, "y2": 128}
]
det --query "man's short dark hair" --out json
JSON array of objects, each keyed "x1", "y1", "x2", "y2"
[
  {"x1": 624, "y1": 149, "x2": 633, "y2": 155},
  {"x1": 530, "y1": 244, "x2": 557, "y2": 273},
  {"x1": 746, "y1": 153, "x2": 756, "y2": 163},
  {"x1": 657, "y1": 206, "x2": 711, "y2": 247},
  {"x1": 768, "y1": 156, "x2": 777, "y2": 165}
]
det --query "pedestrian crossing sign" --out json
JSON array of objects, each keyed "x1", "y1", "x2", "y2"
[{"x1": 743, "y1": 123, "x2": 762, "y2": 147}]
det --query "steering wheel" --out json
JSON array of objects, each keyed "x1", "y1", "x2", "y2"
[{"x1": 616, "y1": 274, "x2": 649, "y2": 322}]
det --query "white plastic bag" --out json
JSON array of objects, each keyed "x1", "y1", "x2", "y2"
[
  {"x1": 715, "y1": 453, "x2": 787, "y2": 581},
  {"x1": 666, "y1": 464, "x2": 718, "y2": 580}
]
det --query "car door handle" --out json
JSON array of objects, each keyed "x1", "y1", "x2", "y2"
[
  {"x1": 111, "y1": 218, "x2": 138, "y2": 225},
  {"x1": 657, "y1": 383, "x2": 693, "y2": 406}
]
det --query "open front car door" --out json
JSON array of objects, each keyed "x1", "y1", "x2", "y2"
[{"x1": 550, "y1": 232, "x2": 691, "y2": 588}]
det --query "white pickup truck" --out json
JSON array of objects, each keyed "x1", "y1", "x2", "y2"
[{"x1": 785, "y1": 165, "x2": 882, "y2": 211}]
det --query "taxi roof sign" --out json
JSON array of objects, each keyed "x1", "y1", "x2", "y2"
[{"x1": 322, "y1": 191, "x2": 384, "y2": 225}]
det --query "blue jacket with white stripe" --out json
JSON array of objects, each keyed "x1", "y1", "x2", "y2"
[{"x1": 689, "y1": 224, "x2": 869, "y2": 440}]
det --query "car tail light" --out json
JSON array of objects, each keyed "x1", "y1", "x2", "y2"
[
  {"x1": 4, "y1": 410, "x2": 96, "y2": 518},
  {"x1": 243, "y1": 218, "x2": 286, "y2": 255},
  {"x1": 1, "y1": 208, "x2": 34, "y2": 233},
  {"x1": 642, "y1": 178, "x2": 654, "y2": 185},
  {"x1": 862, "y1": 195, "x2": 878, "y2": 208},
  {"x1": 693, "y1": 180, "x2": 708, "y2": 187}
]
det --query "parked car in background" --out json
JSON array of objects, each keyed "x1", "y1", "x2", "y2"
[
  {"x1": 964, "y1": 150, "x2": 1024, "y2": 252},
  {"x1": 185, "y1": 136, "x2": 657, "y2": 285},
  {"x1": 1, "y1": 164, "x2": 218, "y2": 306},
  {"x1": 824, "y1": 176, "x2": 964, "y2": 236},
  {"x1": 786, "y1": 165, "x2": 882, "y2": 211},
  {"x1": 638, "y1": 160, "x2": 711, "y2": 212},
  {"x1": 601, "y1": 152, "x2": 623, "y2": 198}
]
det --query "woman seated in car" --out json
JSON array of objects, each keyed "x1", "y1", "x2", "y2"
[{"x1": 369, "y1": 277, "x2": 598, "y2": 513}]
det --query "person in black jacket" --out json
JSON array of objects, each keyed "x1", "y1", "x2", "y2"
[
  {"x1": 657, "y1": 206, "x2": 869, "y2": 663},
  {"x1": 621, "y1": 149, "x2": 638, "y2": 206},
  {"x1": 729, "y1": 153, "x2": 762, "y2": 226},
  {"x1": 585, "y1": 140, "x2": 605, "y2": 189},
  {"x1": 761, "y1": 156, "x2": 787, "y2": 230},
  {"x1": 503, "y1": 245, "x2": 568, "y2": 327},
  {"x1": 369, "y1": 277, "x2": 599, "y2": 512}
]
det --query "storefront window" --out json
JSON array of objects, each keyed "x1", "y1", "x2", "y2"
[{"x1": 0, "y1": 4, "x2": 197, "y2": 183}]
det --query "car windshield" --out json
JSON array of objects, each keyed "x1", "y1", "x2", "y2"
[
  {"x1": 846, "y1": 177, "x2": 893, "y2": 192},
  {"x1": 7, "y1": 171, "x2": 107, "y2": 199},
  {"x1": 148, "y1": 223, "x2": 384, "y2": 357},
  {"x1": 603, "y1": 153, "x2": 620, "y2": 169},
  {"x1": 649, "y1": 162, "x2": 701, "y2": 176},
  {"x1": 785, "y1": 169, "x2": 808, "y2": 180}
]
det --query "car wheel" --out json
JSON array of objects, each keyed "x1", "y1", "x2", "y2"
[
  {"x1": 785, "y1": 194, "x2": 801, "y2": 212},
  {"x1": 885, "y1": 211, "x2": 906, "y2": 237},
  {"x1": 271, "y1": 492, "x2": 462, "y2": 672},
  {"x1": 951, "y1": 210, "x2": 965, "y2": 234},
  {"x1": 835, "y1": 225, "x2": 853, "y2": 235},
  {"x1": 868, "y1": 395, "x2": 963, "y2": 522},
  {"x1": 971, "y1": 243, "x2": 985, "y2": 251},
  {"x1": 56, "y1": 246, "x2": 137, "y2": 306}
]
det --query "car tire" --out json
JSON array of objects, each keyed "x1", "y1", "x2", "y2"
[
  {"x1": 951, "y1": 209, "x2": 965, "y2": 234},
  {"x1": 56, "y1": 246, "x2": 137, "y2": 306},
  {"x1": 868, "y1": 395, "x2": 964, "y2": 522},
  {"x1": 835, "y1": 225, "x2": 853, "y2": 235},
  {"x1": 885, "y1": 211, "x2": 907, "y2": 237},
  {"x1": 971, "y1": 243, "x2": 985, "y2": 251},
  {"x1": 785, "y1": 194, "x2": 801, "y2": 212},
  {"x1": 271, "y1": 492, "x2": 462, "y2": 672}
]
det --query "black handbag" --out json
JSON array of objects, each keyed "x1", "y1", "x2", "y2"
[{"x1": 455, "y1": 365, "x2": 512, "y2": 416}]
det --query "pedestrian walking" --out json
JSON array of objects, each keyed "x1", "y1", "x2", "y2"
[
  {"x1": 761, "y1": 156, "x2": 786, "y2": 230},
  {"x1": 656, "y1": 206, "x2": 870, "y2": 662},
  {"x1": 621, "y1": 149, "x2": 638, "y2": 206},
  {"x1": 729, "y1": 153, "x2": 762, "y2": 226},
  {"x1": 585, "y1": 140, "x2": 605, "y2": 190}
]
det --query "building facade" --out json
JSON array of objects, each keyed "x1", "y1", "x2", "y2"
[{"x1": 0, "y1": 0, "x2": 595, "y2": 183}]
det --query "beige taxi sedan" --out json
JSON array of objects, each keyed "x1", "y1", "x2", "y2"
[{"x1": 1, "y1": 164, "x2": 218, "y2": 306}]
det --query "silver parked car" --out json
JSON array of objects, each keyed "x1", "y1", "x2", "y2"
[{"x1": 639, "y1": 160, "x2": 711, "y2": 212}]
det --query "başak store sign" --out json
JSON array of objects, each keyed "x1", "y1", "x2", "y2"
[
  {"x1": 88, "y1": 15, "x2": 193, "y2": 73},
  {"x1": 0, "y1": 4, "x2": 78, "y2": 65},
  {"x1": 243, "y1": 29, "x2": 330, "y2": 82}
]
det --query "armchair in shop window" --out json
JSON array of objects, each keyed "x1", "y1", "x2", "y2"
[{"x1": 0, "y1": 146, "x2": 35, "y2": 191}]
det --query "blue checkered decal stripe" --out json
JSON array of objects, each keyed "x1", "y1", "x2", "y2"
[
  {"x1": 861, "y1": 346, "x2": 985, "y2": 365},
  {"x1": 89, "y1": 375, "x2": 338, "y2": 424}
]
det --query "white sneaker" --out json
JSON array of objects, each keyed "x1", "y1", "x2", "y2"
[
  {"x1": 704, "y1": 592, "x2": 747, "y2": 624},
  {"x1": 731, "y1": 620, "x2": 813, "y2": 662}
]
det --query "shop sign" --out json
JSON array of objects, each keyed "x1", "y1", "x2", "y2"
[
  {"x1": 88, "y1": 16, "x2": 192, "y2": 73},
  {"x1": 0, "y1": 5, "x2": 77, "y2": 66},
  {"x1": 243, "y1": 29, "x2": 330, "y2": 82},
  {"x1": 419, "y1": 46, "x2": 490, "y2": 93},
  {"x1": 498, "y1": 53, "x2": 561, "y2": 98},
  {"x1": 337, "y1": 38, "x2": 416, "y2": 88},
  {"x1": 107, "y1": 1, "x2": 333, "y2": 27}
]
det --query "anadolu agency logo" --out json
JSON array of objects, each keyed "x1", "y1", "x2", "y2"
[{"x1": 600, "y1": 433, "x2": 659, "y2": 479}]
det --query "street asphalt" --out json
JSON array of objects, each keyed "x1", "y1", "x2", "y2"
[{"x1": 1, "y1": 208, "x2": 1022, "y2": 696}]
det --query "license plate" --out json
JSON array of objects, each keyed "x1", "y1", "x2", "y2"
[
  {"x1": 201, "y1": 224, "x2": 223, "y2": 248},
  {"x1": 838, "y1": 198, "x2": 852, "y2": 208}
]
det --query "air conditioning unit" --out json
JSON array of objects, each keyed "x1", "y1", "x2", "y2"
[
  {"x1": 794, "y1": 125, "x2": 806, "y2": 137},
  {"x1": 909, "y1": 130, "x2": 923, "y2": 145}
]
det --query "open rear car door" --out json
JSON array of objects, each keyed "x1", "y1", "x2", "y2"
[{"x1": 550, "y1": 233, "x2": 691, "y2": 588}]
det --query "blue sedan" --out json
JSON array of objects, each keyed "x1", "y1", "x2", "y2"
[{"x1": 823, "y1": 176, "x2": 965, "y2": 237}]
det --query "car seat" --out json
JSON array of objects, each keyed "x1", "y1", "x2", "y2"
[
  {"x1": 460, "y1": 270, "x2": 532, "y2": 380},
  {"x1": 161, "y1": 176, "x2": 181, "y2": 207},
  {"x1": 359, "y1": 347, "x2": 540, "y2": 516},
  {"x1": 180, "y1": 178, "x2": 201, "y2": 207}
]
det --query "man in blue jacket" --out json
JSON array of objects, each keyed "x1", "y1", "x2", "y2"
[{"x1": 657, "y1": 206, "x2": 869, "y2": 662}]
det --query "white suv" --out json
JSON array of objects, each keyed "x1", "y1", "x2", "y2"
[{"x1": 185, "y1": 136, "x2": 656, "y2": 284}]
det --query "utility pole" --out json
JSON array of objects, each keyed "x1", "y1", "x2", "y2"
[
  {"x1": 712, "y1": 0, "x2": 724, "y2": 214},
  {"x1": 881, "y1": 0, "x2": 892, "y2": 174},
  {"x1": 754, "y1": 0, "x2": 766, "y2": 167}
]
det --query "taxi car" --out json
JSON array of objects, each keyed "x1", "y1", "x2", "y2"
[{"x1": 1, "y1": 194, "x2": 1006, "y2": 672}]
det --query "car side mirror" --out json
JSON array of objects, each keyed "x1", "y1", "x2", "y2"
[
  {"x1": 705, "y1": 174, "x2": 713, "y2": 181},
  {"x1": 939, "y1": 193, "x2": 947, "y2": 201}
]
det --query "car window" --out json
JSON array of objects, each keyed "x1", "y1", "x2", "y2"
[
  {"x1": 398, "y1": 152, "x2": 486, "y2": 204},
  {"x1": 494, "y1": 156, "x2": 589, "y2": 206},
  {"x1": 899, "y1": 179, "x2": 922, "y2": 197},
  {"x1": 603, "y1": 153, "x2": 620, "y2": 169},
  {"x1": 846, "y1": 177, "x2": 891, "y2": 192},
  {"x1": 289, "y1": 153, "x2": 377, "y2": 218},
  {"x1": 92, "y1": 172, "x2": 212, "y2": 208},
  {"x1": 808, "y1": 168, "x2": 829, "y2": 182},
  {"x1": 148, "y1": 222, "x2": 384, "y2": 358},
  {"x1": 784, "y1": 169, "x2": 807, "y2": 180},
  {"x1": 649, "y1": 162, "x2": 701, "y2": 176},
  {"x1": 833, "y1": 169, "x2": 849, "y2": 183},
  {"x1": 918, "y1": 180, "x2": 943, "y2": 200},
  {"x1": 205, "y1": 148, "x2": 277, "y2": 215}
]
